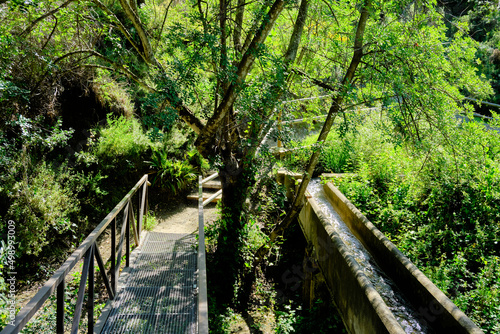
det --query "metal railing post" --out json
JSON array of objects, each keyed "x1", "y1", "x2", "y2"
[
  {"x1": 126, "y1": 201, "x2": 130, "y2": 267},
  {"x1": 144, "y1": 179, "x2": 149, "y2": 231},
  {"x1": 138, "y1": 177, "x2": 147, "y2": 234},
  {"x1": 111, "y1": 217, "x2": 116, "y2": 296},
  {"x1": 87, "y1": 244, "x2": 95, "y2": 334},
  {"x1": 56, "y1": 279, "x2": 65, "y2": 334},
  {"x1": 71, "y1": 247, "x2": 92, "y2": 334},
  {"x1": 198, "y1": 175, "x2": 209, "y2": 333}
]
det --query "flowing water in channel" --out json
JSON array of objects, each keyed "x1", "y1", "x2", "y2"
[{"x1": 307, "y1": 179, "x2": 429, "y2": 334}]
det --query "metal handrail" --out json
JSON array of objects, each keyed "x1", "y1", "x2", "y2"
[
  {"x1": 203, "y1": 189, "x2": 222, "y2": 207},
  {"x1": 197, "y1": 173, "x2": 217, "y2": 334},
  {"x1": 1, "y1": 175, "x2": 149, "y2": 334},
  {"x1": 201, "y1": 172, "x2": 219, "y2": 184}
]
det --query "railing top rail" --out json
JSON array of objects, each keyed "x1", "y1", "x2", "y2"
[
  {"x1": 201, "y1": 172, "x2": 218, "y2": 184},
  {"x1": 1, "y1": 174, "x2": 149, "y2": 334},
  {"x1": 202, "y1": 189, "x2": 222, "y2": 207}
]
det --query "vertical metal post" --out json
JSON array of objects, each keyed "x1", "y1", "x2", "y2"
[
  {"x1": 71, "y1": 247, "x2": 92, "y2": 334},
  {"x1": 138, "y1": 180, "x2": 147, "y2": 234},
  {"x1": 137, "y1": 186, "x2": 140, "y2": 234},
  {"x1": 198, "y1": 175, "x2": 209, "y2": 333},
  {"x1": 129, "y1": 203, "x2": 139, "y2": 247},
  {"x1": 111, "y1": 217, "x2": 116, "y2": 296},
  {"x1": 56, "y1": 279, "x2": 65, "y2": 334},
  {"x1": 199, "y1": 175, "x2": 203, "y2": 207},
  {"x1": 144, "y1": 179, "x2": 149, "y2": 232},
  {"x1": 126, "y1": 202, "x2": 130, "y2": 267},
  {"x1": 87, "y1": 244, "x2": 95, "y2": 334}
]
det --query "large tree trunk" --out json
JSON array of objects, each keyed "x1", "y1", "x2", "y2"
[{"x1": 211, "y1": 157, "x2": 255, "y2": 306}]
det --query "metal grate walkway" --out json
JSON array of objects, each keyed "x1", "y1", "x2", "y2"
[{"x1": 99, "y1": 232, "x2": 198, "y2": 334}]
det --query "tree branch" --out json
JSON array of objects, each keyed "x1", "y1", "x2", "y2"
[
  {"x1": 92, "y1": 0, "x2": 146, "y2": 62},
  {"x1": 292, "y1": 68, "x2": 336, "y2": 91},
  {"x1": 88, "y1": 49, "x2": 205, "y2": 133},
  {"x1": 103, "y1": 0, "x2": 204, "y2": 133},
  {"x1": 117, "y1": 0, "x2": 157, "y2": 66},
  {"x1": 249, "y1": 0, "x2": 310, "y2": 156},
  {"x1": 195, "y1": 0, "x2": 286, "y2": 157},
  {"x1": 253, "y1": 0, "x2": 372, "y2": 267},
  {"x1": 40, "y1": 16, "x2": 58, "y2": 51},
  {"x1": 233, "y1": 0, "x2": 246, "y2": 53},
  {"x1": 240, "y1": 1, "x2": 272, "y2": 55},
  {"x1": 219, "y1": 0, "x2": 230, "y2": 90},
  {"x1": 20, "y1": 0, "x2": 75, "y2": 37},
  {"x1": 196, "y1": 0, "x2": 209, "y2": 37},
  {"x1": 157, "y1": 96, "x2": 205, "y2": 134},
  {"x1": 284, "y1": 0, "x2": 309, "y2": 65}
]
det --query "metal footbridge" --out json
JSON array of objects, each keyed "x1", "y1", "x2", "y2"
[
  {"x1": 97, "y1": 232, "x2": 198, "y2": 333},
  {"x1": 1, "y1": 174, "x2": 210, "y2": 334}
]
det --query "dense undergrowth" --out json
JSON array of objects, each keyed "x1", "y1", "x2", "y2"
[{"x1": 279, "y1": 110, "x2": 500, "y2": 332}]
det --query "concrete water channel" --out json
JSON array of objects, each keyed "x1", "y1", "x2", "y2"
[{"x1": 278, "y1": 171, "x2": 483, "y2": 334}]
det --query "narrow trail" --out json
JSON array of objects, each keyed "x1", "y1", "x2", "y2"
[{"x1": 153, "y1": 201, "x2": 219, "y2": 234}]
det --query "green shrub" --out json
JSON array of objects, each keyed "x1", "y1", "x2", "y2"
[
  {"x1": 0, "y1": 116, "x2": 108, "y2": 257},
  {"x1": 275, "y1": 303, "x2": 300, "y2": 333},
  {"x1": 186, "y1": 148, "x2": 210, "y2": 172},
  {"x1": 92, "y1": 69, "x2": 134, "y2": 117},
  {"x1": 143, "y1": 211, "x2": 159, "y2": 231},
  {"x1": 280, "y1": 130, "x2": 355, "y2": 174},
  {"x1": 94, "y1": 115, "x2": 154, "y2": 168},
  {"x1": 148, "y1": 147, "x2": 196, "y2": 194},
  {"x1": 6, "y1": 162, "x2": 79, "y2": 256},
  {"x1": 328, "y1": 112, "x2": 500, "y2": 331},
  {"x1": 319, "y1": 138, "x2": 353, "y2": 173}
]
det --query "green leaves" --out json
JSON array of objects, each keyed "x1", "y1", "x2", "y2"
[
  {"x1": 7, "y1": 162, "x2": 79, "y2": 256},
  {"x1": 328, "y1": 108, "x2": 500, "y2": 332},
  {"x1": 94, "y1": 114, "x2": 153, "y2": 167},
  {"x1": 147, "y1": 146, "x2": 197, "y2": 194}
]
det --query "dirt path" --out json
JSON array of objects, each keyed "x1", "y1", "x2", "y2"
[{"x1": 152, "y1": 200, "x2": 219, "y2": 234}]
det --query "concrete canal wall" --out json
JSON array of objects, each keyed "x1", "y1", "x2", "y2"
[{"x1": 277, "y1": 171, "x2": 483, "y2": 334}]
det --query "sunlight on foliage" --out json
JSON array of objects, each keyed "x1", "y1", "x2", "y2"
[
  {"x1": 94, "y1": 114, "x2": 155, "y2": 167},
  {"x1": 323, "y1": 110, "x2": 500, "y2": 331}
]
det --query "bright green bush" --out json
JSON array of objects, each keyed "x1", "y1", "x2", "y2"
[
  {"x1": 92, "y1": 69, "x2": 134, "y2": 118},
  {"x1": 6, "y1": 162, "x2": 79, "y2": 256},
  {"x1": 0, "y1": 117, "x2": 84, "y2": 257},
  {"x1": 143, "y1": 211, "x2": 159, "y2": 231},
  {"x1": 319, "y1": 133, "x2": 353, "y2": 173},
  {"x1": 94, "y1": 115, "x2": 154, "y2": 168},
  {"x1": 0, "y1": 115, "x2": 110, "y2": 262},
  {"x1": 328, "y1": 112, "x2": 500, "y2": 331},
  {"x1": 281, "y1": 130, "x2": 355, "y2": 174},
  {"x1": 148, "y1": 147, "x2": 196, "y2": 194}
]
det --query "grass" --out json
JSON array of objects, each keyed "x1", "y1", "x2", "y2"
[{"x1": 143, "y1": 211, "x2": 159, "y2": 231}]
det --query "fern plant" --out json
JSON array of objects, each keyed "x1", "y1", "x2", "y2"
[{"x1": 147, "y1": 147, "x2": 196, "y2": 194}]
